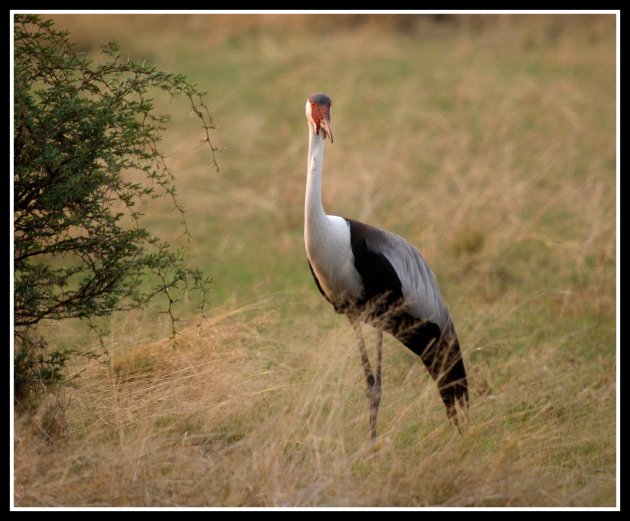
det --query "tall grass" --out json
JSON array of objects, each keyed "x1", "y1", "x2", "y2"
[
  {"x1": 14, "y1": 295, "x2": 615, "y2": 506},
  {"x1": 14, "y1": 14, "x2": 616, "y2": 507}
]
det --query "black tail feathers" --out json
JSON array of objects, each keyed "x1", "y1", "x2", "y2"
[
  {"x1": 394, "y1": 320, "x2": 469, "y2": 428},
  {"x1": 423, "y1": 334, "x2": 469, "y2": 428}
]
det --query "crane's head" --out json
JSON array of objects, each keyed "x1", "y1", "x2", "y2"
[{"x1": 306, "y1": 92, "x2": 333, "y2": 143}]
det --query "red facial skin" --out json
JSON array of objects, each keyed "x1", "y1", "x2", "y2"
[{"x1": 311, "y1": 102, "x2": 334, "y2": 143}]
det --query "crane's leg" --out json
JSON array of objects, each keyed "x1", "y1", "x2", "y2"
[
  {"x1": 350, "y1": 318, "x2": 382, "y2": 441},
  {"x1": 369, "y1": 327, "x2": 383, "y2": 442}
]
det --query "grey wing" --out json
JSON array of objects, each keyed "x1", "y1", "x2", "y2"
[
  {"x1": 347, "y1": 220, "x2": 468, "y2": 422},
  {"x1": 363, "y1": 227, "x2": 452, "y2": 332}
]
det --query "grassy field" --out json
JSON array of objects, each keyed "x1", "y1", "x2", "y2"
[{"x1": 13, "y1": 14, "x2": 617, "y2": 507}]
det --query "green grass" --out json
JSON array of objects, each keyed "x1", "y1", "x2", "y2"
[{"x1": 14, "y1": 14, "x2": 616, "y2": 507}]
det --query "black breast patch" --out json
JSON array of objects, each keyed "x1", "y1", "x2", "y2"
[{"x1": 345, "y1": 218, "x2": 404, "y2": 317}]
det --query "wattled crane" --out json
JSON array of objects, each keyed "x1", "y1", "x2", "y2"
[{"x1": 303, "y1": 92, "x2": 468, "y2": 440}]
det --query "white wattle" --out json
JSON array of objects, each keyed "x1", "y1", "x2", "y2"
[{"x1": 304, "y1": 119, "x2": 363, "y2": 306}]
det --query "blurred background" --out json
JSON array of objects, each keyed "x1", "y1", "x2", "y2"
[{"x1": 43, "y1": 13, "x2": 616, "y2": 304}]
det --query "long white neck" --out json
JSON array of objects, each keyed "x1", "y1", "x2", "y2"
[
  {"x1": 305, "y1": 124, "x2": 327, "y2": 237},
  {"x1": 303, "y1": 117, "x2": 364, "y2": 303}
]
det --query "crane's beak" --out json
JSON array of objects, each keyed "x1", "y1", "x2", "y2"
[
  {"x1": 320, "y1": 112, "x2": 334, "y2": 143},
  {"x1": 310, "y1": 102, "x2": 334, "y2": 143}
]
